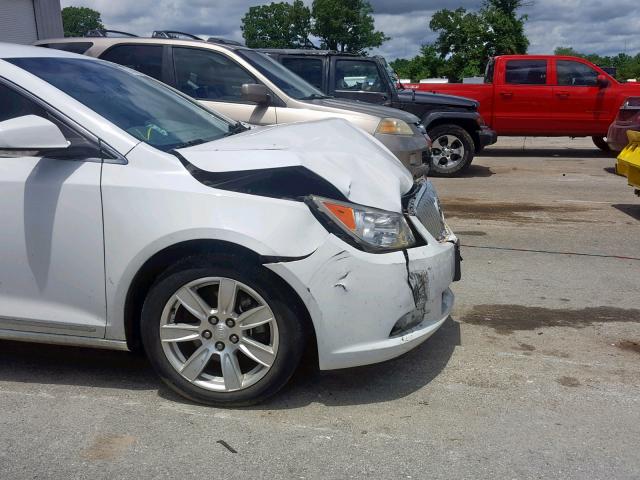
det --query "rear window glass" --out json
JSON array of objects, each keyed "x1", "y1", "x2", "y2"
[
  {"x1": 505, "y1": 60, "x2": 547, "y2": 85},
  {"x1": 281, "y1": 57, "x2": 323, "y2": 90},
  {"x1": 100, "y1": 44, "x2": 163, "y2": 80},
  {"x1": 39, "y1": 42, "x2": 93, "y2": 54}
]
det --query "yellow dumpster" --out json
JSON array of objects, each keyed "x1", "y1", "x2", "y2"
[{"x1": 616, "y1": 130, "x2": 640, "y2": 194}]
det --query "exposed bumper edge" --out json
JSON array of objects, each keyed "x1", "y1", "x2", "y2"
[{"x1": 478, "y1": 126, "x2": 498, "y2": 149}]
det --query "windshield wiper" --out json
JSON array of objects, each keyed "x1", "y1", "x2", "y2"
[
  {"x1": 171, "y1": 138, "x2": 209, "y2": 149},
  {"x1": 224, "y1": 121, "x2": 249, "y2": 137},
  {"x1": 299, "y1": 93, "x2": 331, "y2": 100}
]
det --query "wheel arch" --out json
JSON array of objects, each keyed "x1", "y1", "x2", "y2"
[
  {"x1": 123, "y1": 239, "x2": 317, "y2": 358},
  {"x1": 423, "y1": 114, "x2": 483, "y2": 153}
]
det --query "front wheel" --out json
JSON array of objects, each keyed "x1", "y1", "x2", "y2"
[
  {"x1": 427, "y1": 124, "x2": 475, "y2": 176},
  {"x1": 592, "y1": 136, "x2": 611, "y2": 152},
  {"x1": 141, "y1": 255, "x2": 307, "y2": 407}
]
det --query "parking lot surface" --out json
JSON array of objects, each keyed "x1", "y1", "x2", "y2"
[{"x1": 0, "y1": 137, "x2": 638, "y2": 479}]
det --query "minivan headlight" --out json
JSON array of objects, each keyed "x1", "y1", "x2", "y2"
[
  {"x1": 307, "y1": 196, "x2": 416, "y2": 252},
  {"x1": 376, "y1": 118, "x2": 414, "y2": 135}
]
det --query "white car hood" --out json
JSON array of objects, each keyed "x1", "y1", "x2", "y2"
[{"x1": 176, "y1": 118, "x2": 414, "y2": 212}]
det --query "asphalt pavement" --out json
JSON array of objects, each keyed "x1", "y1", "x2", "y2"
[{"x1": 0, "y1": 137, "x2": 638, "y2": 479}]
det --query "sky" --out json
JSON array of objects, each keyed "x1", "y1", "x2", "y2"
[{"x1": 60, "y1": 0, "x2": 640, "y2": 61}]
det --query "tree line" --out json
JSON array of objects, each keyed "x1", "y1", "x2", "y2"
[{"x1": 60, "y1": 2, "x2": 639, "y2": 83}]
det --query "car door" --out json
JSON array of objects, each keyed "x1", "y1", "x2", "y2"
[
  {"x1": 0, "y1": 81, "x2": 107, "y2": 338},
  {"x1": 280, "y1": 56, "x2": 327, "y2": 92},
  {"x1": 330, "y1": 58, "x2": 391, "y2": 106},
  {"x1": 493, "y1": 59, "x2": 553, "y2": 134},
  {"x1": 171, "y1": 46, "x2": 277, "y2": 125},
  {"x1": 552, "y1": 59, "x2": 618, "y2": 135}
]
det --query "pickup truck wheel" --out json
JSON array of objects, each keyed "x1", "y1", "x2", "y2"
[
  {"x1": 427, "y1": 125, "x2": 474, "y2": 176},
  {"x1": 592, "y1": 136, "x2": 611, "y2": 152}
]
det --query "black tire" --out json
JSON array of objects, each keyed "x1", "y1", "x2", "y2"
[
  {"x1": 141, "y1": 254, "x2": 307, "y2": 407},
  {"x1": 427, "y1": 124, "x2": 475, "y2": 177},
  {"x1": 592, "y1": 136, "x2": 611, "y2": 152}
]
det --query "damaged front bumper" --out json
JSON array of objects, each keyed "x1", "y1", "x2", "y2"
[{"x1": 265, "y1": 226, "x2": 457, "y2": 370}]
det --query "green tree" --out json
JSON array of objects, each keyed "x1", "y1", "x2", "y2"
[
  {"x1": 61, "y1": 6, "x2": 104, "y2": 37},
  {"x1": 311, "y1": 0, "x2": 389, "y2": 54},
  {"x1": 241, "y1": 1, "x2": 312, "y2": 48},
  {"x1": 390, "y1": 45, "x2": 445, "y2": 82},
  {"x1": 428, "y1": 0, "x2": 530, "y2": 81}
]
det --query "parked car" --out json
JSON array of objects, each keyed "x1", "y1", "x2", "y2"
[
  {"x1": 0, "y1": 44, "x2": 459, "y2": 406},
  {"x1": 405, "y1": 55, "x2": 640, "y2": 151},
  {"x1": 608, "y1": 97, "x2": 640, "y2": 152},
  {"x1": 259, "y1": 49, "x2": 497, "y2": 176},
  {"x1": 35, "y1": 36, "x2": 431, "y2": 176}
]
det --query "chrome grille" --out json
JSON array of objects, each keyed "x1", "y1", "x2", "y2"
[{"x1": 406, "y1": 180, "x2": 447, "y2": 241}]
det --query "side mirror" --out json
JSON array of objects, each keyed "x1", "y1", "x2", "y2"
[
  {"x1": 241, "y1": 83, "x2": 271, "y2": 105},
  {"x1": 0, "y1": 115, "x2": 70, "y2": 150},
  {"x1": 597, "y1": 74, "x2": 610, "y2": 88}
]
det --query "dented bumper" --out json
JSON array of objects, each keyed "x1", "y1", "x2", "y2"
[{"x1": 265, "y1": 229, "x2": 456, "y2": 370}]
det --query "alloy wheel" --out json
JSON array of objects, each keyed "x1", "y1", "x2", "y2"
[
  {"x1": 431, "y1": 134, "x2": 465, "y2": 170},
  {"x1": 159, "y1": 277, "x2": 279, "y2": 392}
]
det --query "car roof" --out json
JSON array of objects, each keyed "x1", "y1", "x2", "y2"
[
  {"x1": 258, "y1": 48, "x2": 359, "y2": 57},
  {"x1": 0, "y1": 42, "x2": 93, "y2": 59},
  {"x1": 35, "y1": 36, "x2": 249, "y2": 52}
]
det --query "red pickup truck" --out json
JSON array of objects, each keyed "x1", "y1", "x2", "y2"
[{"x1": 405, "y1": 55, "x2": 640, "y2": 151}]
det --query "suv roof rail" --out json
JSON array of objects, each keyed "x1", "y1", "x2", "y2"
[
  {"x1": 85, "y1": 29, "x2": 138, "y2": 38},
  {"x1": 207, "y1": 37, "x2": 243, "y2": 46},
  {"x1": 152, "y1": 30, "x2": 202, "y2": 40}
]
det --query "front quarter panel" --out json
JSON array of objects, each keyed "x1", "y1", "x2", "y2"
[{"x1": 102, "y1": 143, "x2": 329, "y2": 341}]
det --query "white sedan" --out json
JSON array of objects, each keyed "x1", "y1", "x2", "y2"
[{"x1": 0, "y1": 44, "x2": 459, "y2": 406}]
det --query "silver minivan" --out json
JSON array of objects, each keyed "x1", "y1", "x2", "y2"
[{"x1": 35, "y1": 37, "x2": 431, "y2": 174}]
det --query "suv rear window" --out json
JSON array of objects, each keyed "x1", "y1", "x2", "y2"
[
  {"x1": 281, "y1": 57, "x2": 323, "y2": 90},
  {"x1": 505, "y1": 60, "x2": 547, "y2": 85},
  {"x1": 100, "y1": 45, "x2": 163, "y2": 80},
  {"x1": 39, "y1": 42, "x2": 93, "y2": 54}
]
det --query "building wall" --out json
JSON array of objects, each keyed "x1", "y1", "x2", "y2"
[{"x1": 0, "y1": 0, "x2": 62, "y2": 44}]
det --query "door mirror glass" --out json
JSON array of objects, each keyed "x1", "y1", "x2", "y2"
[
  {"x1": 597, "y1": 74, "x2": 610, "y2": 88},
  {"x1": 241, "y1": 83, "x2": 270, "y2": 104},
  {"x1": 0, "y1": 115, "x2": 70, "y2": 150}
]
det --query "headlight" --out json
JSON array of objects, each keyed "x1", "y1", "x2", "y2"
[
  {"x1": 307, "y1": 196, "x2": 415, "y2": 252},
  {"x1": 375, "y1": 118, "x2": 414, "y2": 135}
]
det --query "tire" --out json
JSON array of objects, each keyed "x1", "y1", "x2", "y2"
[
  {"x1": 592, "y1": 136, "x2": 611, "y2": 152},
  {"x1": 427, "y1": 124, "x2": 475, "y2": 177},
  {"x1": 141, "y1": 254, "x2": 307, "y2": 407}
]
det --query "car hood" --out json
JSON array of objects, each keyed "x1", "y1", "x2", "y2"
[
  {"x1": 305, "y1": 97, "x2": 421, "y2": 124},
  {"x1": 176, "y1": 118, "x2": 414, "y2": 213},
  {"x1": 397, "y1": 89, "x2": 479, "y2": 110}
]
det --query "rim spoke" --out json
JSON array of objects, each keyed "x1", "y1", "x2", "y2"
[
  {"x1": 176, "y1": 286, "x2": 211, "y2": 322},
  {"x1": 239, "y1": 337, "x2": 275, "y2": 367},
  {"x1": 180, "y1": 345, "x2": 213, "y2": 381},
  {"x1": 221, "y1": 352, "x2": 243, "y2": 390},
  {"x1": 437, "y1": 136, "x2": 448, "y2": 147},
  {"x1": 217, "y1": 279, "x2": 237, "y2": 315},
  {"x1": 238, "y1": 305, "x2": 273, "y2": 330},
  {"x1": 160, "y1": 323, "x2": 200, "y2": 343}
]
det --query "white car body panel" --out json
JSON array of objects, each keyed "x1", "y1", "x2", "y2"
[
  {"x1": 0, "y1": 44, "x2": 456, "y2": 372},
  {"x1": 0, "y1": 155, "x2": 106, "y2": 337}
]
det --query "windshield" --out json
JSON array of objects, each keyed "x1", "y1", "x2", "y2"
[
  {"x1": 237, "y1": 50, "x2": 328, "y2": 101},
  {"x1": 8, "y1": 57, "x2": 236, "y2": 151}
]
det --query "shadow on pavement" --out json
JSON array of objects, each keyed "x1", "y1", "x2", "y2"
[
  {"x1": 453, "y1": 164, "x2": 494, "y2": 178},
  {"x1": 0, "y1": 340, "x2": 158, "y2": 391},
  {"x1": 480, "y1": 148, "x2": 611, "y2": 159},
  {"x1": 0, "y1": 317, "x2": 461, "y2": 407},
  {"x1": 612, "y1": 203, "x2": 640, "y2": 221}
]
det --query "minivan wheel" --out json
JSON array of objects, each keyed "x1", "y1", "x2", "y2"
[
  {"x1": 592, "y1": 136, "x2": 611, "y2": 152},
  {"x1": 427, "y1": 124, "x2": 474, "y2": 176},
  {"x1": 141, "y1": 255, "x2": 306, "y2": 406}
]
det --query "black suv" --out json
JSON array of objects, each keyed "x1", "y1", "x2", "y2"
[{"x1": 260, "y1": 49, "x2": 497, "y2": 176}]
